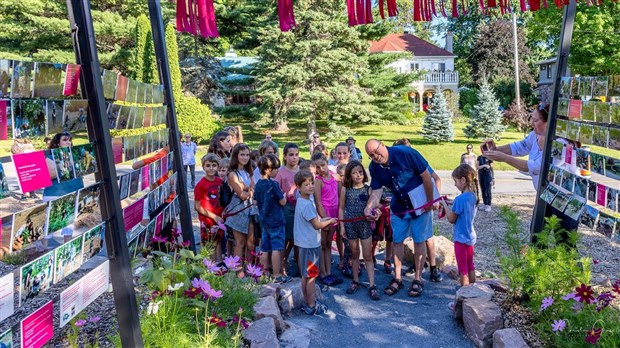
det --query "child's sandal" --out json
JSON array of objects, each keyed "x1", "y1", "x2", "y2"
[
  {"x1": 384, "y1": 278, "x2": 403, "y2": 296},
  {"x1": 346, "y1": 281, "x2": 361, "y2": 294},
  {"x1": 368, "y1": 285, "x2": 380, "y2": 301}
]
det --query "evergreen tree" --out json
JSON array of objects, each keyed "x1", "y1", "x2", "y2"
[
  {"x1": 464, "y1": 81, "x2": 506, "y2": 139},
  {"x1": 359, "y1": 52, "x2": 420, "y2": 124},
  {"x1": 254, "y1": 0, "x2": 378, "y2": 132},
  {"x1": 143, "y1": 31, "x2": 159, "y2": 84},
  {"x1": 421, "y1": 89, "x2": 454, "y2": 143},
  {"x1": 132, "y1": 15, "x2": 150, "y2": 81}
]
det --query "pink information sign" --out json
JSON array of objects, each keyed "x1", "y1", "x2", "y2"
[
  {"x1": 123, "y1": 197, "x2": 145, "y2": 232},
  {"x1": 141, "y1": 166, "x2": 150, "y2": 191},
  {"x1": 12, "y1": 151, "x2": 52, "y2": 193},
  {"x1": 63, "y1": 64, "x2": 81, "y2": 96},
  {"x1": 597, "y1": 184, "x2": 607, "y2": 207},
  {"x1": 568, "y1": 99, "x2": 582, "y2": 119},
  {"x1": 21, "y1": 300, "x2": 53, "y2": 348},
  {"x1": 0, "y1": 100, "x2": 7, "y2": 140},
  {"x1": 112, "y1": 137, "x2": 123, "y2": 164}
]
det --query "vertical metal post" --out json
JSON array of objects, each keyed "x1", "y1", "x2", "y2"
[
  {"x1": 512, "y1": 13, "x2": 521, "y2": 108},
  {"x1": 66, "y1": 0, "x2": 143, "y2": 346},
  {"x1": 531, "y1": 0, "x2": 577, "y2": 236},
  {"x1": 147, "y1": 0, "x2": 196, "y2": 251}
]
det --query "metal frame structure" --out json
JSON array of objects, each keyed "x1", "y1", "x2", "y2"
[
  {"x1": 66, "y1": 0, "x2": 144, "y2": 346},
  {"x1": 531, "y1": 1, "x2": 578, "y2": 236},
  {"x1": 148, "y1": 0, "x2": 196, "y2": 251}
]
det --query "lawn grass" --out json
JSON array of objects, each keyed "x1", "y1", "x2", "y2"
[{"x1": 196, "y1": 118, "x2": 531, "y2": 171}]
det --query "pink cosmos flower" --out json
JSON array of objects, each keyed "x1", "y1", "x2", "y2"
[
  {"x1": 182, "y1": 240, "x2": 190, "y2": 247},
  {"x1": 202, "y1": 281, "x2": 222, "y2": 301},
  {"x1": 612, "y1": 279, "x2": 620, "y2": 294},
  {"x1": 561, "y1": 292, "x2": 577, "y2": 301},
  {"x1": 88, "y1": 316, "x2": 101, "y2": 323},
  {"x1": 203, "y1": 259, "x2": 220, "y2": 273},
  {"x1": 209, "y1": 313, "x2": 227, "y2": 327},
  {"x1": 74, "y1": 319, "x2": 87, "y2": 327},
  {"x1": 552, "y1": 319, "x2": 566, "y2": 332},
  {"x1": 540, "y1": 296, "x2": 554, "y2": 311},
  {"x1": 246, "y1": 264, "x2": 263, "y2": 280},
  {"x1": 595, "y1": 291, "x2": 615, "y2": 312},
  {"x1": 233, "y1": 314, "x2": 249, "y2": 329},
  {"x1": 572, "y1": 302, "x2": 583, "y2": 313},
  {"x1": 224, "y1": 255, "x2": 241, "y2": 269}
]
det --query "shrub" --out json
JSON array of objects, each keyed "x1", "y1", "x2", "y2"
[
  {"x1": 176, "y1": 95, "x2": 219, "y2": 145},
  {"x1": 498, "y1": 209, "x2": 589, "y2": 306},
  {"x1": 458, "y1": 87, "x2": 479, "y2": 118}
]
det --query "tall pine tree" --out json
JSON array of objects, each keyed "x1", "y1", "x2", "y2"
[
  {"x1": 421, "y1": 89, "x2": 454, "y2": 143},
  {"x1": 254, "y1": 0, "x2": 378, "y2": 132},
  {"x1": 464, "y1": 81, "x2": 506, "y2": 139}
]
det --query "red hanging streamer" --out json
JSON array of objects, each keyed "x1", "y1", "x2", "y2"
[
  {"x1": 347, "y1": 0, "x2": 359, "y2": 25},
  {"x1": 388, "y1": 0, "x2": 399, "y2": 16},
  {"x1": 278, "y1": 0, "x2": 297, "y2": 31},
  {"x1": 529, "y1": 0, "x2": 541, "y2": 11},
  {"x1": 365, "y1": 0, "x2": 374, "y2": 23},
  {"x1": 452, "y1": 0, "x2": 459, "y2": 17},
  {"x1": 205, "y1": 0, "x2": 219, "y2": 37},
  {"x1": 176, "y1": 0, "x2": 190, "y2": 32},
  {"x1": 488, "y1": 0, "x2": 496, "y2": 7},
  {"x1": 356, "y1": 0, "x2": 367, "y2": 24},
  {"x1": 519, "y1": 0, "x2": 527, "y2": 12},
  {"x1": 379, "y1": 0, "x2": 386, "y2": 19},
  {"x1": 440, "y1": 0, "x2": 449, "y2": 17}
]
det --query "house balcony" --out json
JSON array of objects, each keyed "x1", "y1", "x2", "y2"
[{"x1": 414, "y1": 71, "x2": 459, "y2": 85}]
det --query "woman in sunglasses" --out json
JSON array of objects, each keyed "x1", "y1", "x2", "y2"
[{"x1": 460, "y1": 144, "x2": 477, "y2": 172}]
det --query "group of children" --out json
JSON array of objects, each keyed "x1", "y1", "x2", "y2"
[{"x1": 194, "y1": 135, "x2": 480, "y2": 315}]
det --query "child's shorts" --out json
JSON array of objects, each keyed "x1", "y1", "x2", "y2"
[
  {"x1": 200, "y1": 225, "x2": 224, "y2": 243},
  {"x1": 454, "y1": 241, "x2": 475, "y2": 275},
  {"x1": 261, "y1": 225, "x2": 285, "y2": 252},
  {"x1": 298, "y1": 247, "x2": 320, "y2": 279},
  {"x1": 283, "y1": 203, "x2": 295, "y2": 241}
]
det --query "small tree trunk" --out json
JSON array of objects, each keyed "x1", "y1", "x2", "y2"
[{"x1": 306, "y1": 117, "x2": 317, "y2": 143}]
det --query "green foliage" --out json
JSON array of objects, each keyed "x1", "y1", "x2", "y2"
[
  {"x1": 464, "y1": 81, "x2": 506, "y2": 139},
  {"x1": 164, "y1": 24, "x2": 218, "y2": 144},
  {"x1": 176, "y1": 96, "x2": 219, "y2": 144},
  {"x1": 1, "y1": 251, "x2": 25, "y2": 265},
  {"x1": 492, "y1": 77, "x2": 534, "y2": 108},
  {"x1": 536, "y1": 287, "x2": 620, "y2": 347},
  {"x1": 499, "y1": 209, "x2": 590, "y2": 308},
  {"x1": 131, "y1": 15, "x2": 150, "y2": 81},
  {"x1": 527, "y1": 2, "x2": 620, "y2": 75},
  {"x1": 165, "y1": 24, "x2": 182, "y2": 96},
  {"x1": 421, "y1": 89, "x2": 454, "y2": 143},
  {"x1": 458, "y1": 87, "x2": 479, "y2": 118},
  {"x1": 253, "y1": 0, "x2": 377, "y2": 131},
  {"x1": 359, "y1": 52, "x2": 420, "y2": 124},
  {"x1": 468, "y1": 20, "x2": 535, "y2": 85},
  {"x1": 137, "y1": 247, "x2": 257, "y2": 348}
]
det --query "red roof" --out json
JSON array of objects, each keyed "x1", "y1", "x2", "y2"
[{"x1": 369, "y1": 33, "x2": 456, "y2": 57}]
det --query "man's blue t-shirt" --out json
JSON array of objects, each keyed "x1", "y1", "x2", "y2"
[
  {"x1": 254, "y1": 178, "x2": 285, "y2": 228},
  {"x1": 452, "y1": 191, "x2": 477, "y2": 245},
  {"x1": 368, "y1": 145, "x2": 429, "y2": 216}
]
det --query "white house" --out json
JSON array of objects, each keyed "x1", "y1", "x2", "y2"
[
  {"x1": 369, "y1": 33, "x2": 458, "y2": 111},
  {"x1": 535, "y1": 57, "x2": 572, "y2": 104}
]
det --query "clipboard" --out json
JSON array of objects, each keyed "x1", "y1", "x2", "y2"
[{"x1": 407, "y1": 181, "x2": 440, "y2": 216}]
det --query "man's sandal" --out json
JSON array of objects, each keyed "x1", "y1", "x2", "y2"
[
  {"x1": 408, "y1": 279, "x2": 424, "y2": 297},
  {"x1": 346, "y1": 281, "x2": 361, "y2": 294},
  {"x1": 384, "y1": 278, "x2": 403, "y2": 296}
]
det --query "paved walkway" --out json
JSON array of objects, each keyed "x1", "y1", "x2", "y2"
[{"x1": 285, "y1": 255, "x2": 474, "y2": 348}]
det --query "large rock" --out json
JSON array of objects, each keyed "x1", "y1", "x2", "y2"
[
  {"x1": 479, "y1": 279, "x2": 509, "y2": 293},
  {"x1": 243, "y1": 317, "x2": 279, "y2": 348},
  {"x1": 591, "y1": 274, "x2": 611, "y2": 288},
  {"x1": 278, "y1": 279, "x2": 324, "y2": 314},
  {"x1": 258, "y1": 282, "x2": 281, "y2": 300},
  {"x1": 280, "y1": 321, "x2": 311, "y2": 348},
  {"x1": 433, "y1": 235, "x2": 456, "y2": 268},
  {"x1": 492, "y1": 328, "x2": 528, "y2": 348},
  {"x1": 454, "y1": 283, "x2": 494, "y2": 321},
  {"x1": 441, "y1": 265, "x2": 459, "y2": 280},
  {"x1": 402, "y1": 236, "x2": 455, "y2": 268},
  {"x1": 463, "y1": 298, "x2": 503, "y2": 348},
  {"x1": 254, "y1": 296, "x2": 285, "y2": 331}
]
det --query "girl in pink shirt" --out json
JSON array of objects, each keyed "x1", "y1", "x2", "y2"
[{"x1": 312, "y1": 152, "x2": 342, "y2": 286}]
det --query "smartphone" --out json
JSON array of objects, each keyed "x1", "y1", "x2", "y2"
[{"x1": 481, "y1": 143, "x2": 489, "y2": 153}]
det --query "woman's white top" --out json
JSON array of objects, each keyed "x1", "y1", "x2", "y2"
[{"x1": 509, "y1": 131, "x2": 543, "y2": 189}]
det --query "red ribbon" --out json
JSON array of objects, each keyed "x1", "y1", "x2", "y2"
[
  {"x1": 452, "y1": 0, "x2": 459, "y2": 17},
  {"x1": 388, "y1": 0, "x2": 398, "y2": 16},
  {"x1": 365, "y1": 0, "x2": 374, "y2": 23},
  {"x1": 379, "y1": 0, "x2": 385, "y2": 19},
  {"x1": 530, "y1": 0, "x2": 541, "y2": 11},
  {"x1": 356, "y1": 0, "x2": 367, "y2": 24},
  {"x1": 336, "y1": 196, "x2": 449, "y2": 223},
  {"x1": 347, "y1": 0, "x2": 359, "y2": 25},
  {"x1": 278, "y1": 0, "x2": 297, "y2": 31}
]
